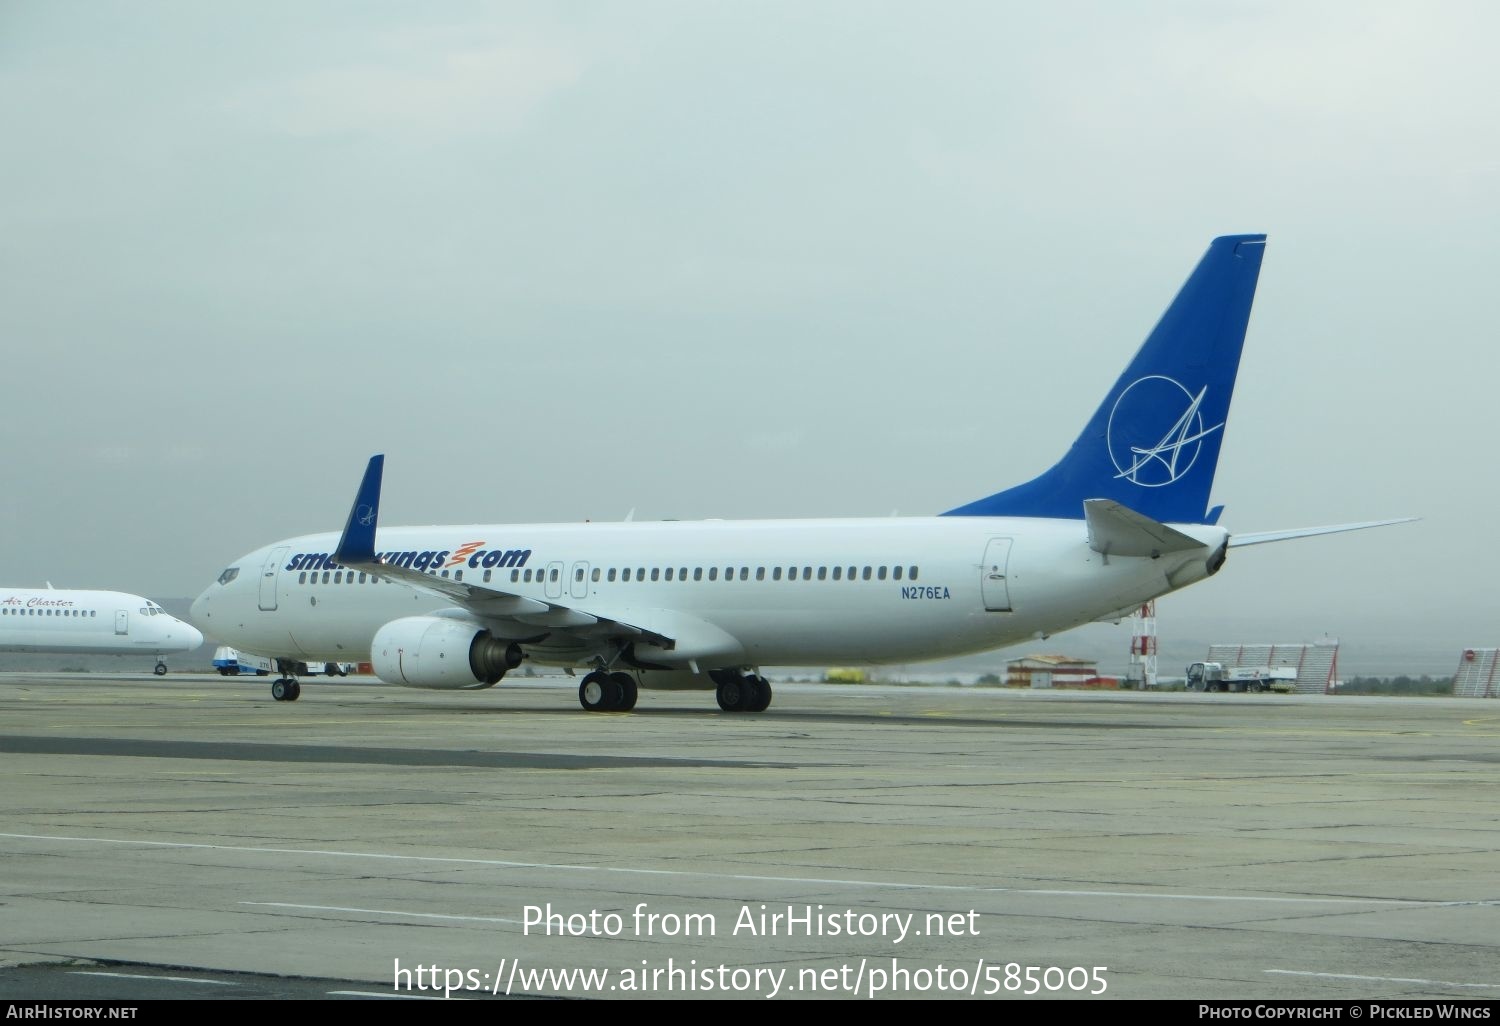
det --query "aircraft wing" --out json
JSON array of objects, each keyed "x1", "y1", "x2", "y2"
[
  {"x1": 331, "y1": 455, "x2": 673, "y2": 649},
  {"x1": 1227, "y1": 517, "x2": 1418, "y2": 548}
]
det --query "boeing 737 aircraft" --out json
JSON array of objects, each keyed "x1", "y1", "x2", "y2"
[
  {"x1": 191, "y1": 235, "x2": 1412, "y2": 710},
  {"x1": 1, "y1": 587, "x2": 204, "y2": 674}
]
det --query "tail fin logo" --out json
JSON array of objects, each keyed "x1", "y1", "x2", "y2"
[
  {"x1": 1106, "y1": 375, "x2": 1224, "y2": 488},
  {"x1": 357, "y1": 504, "x2": 378, "y2": 527}
]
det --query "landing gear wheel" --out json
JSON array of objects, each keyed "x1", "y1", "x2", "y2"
[
  {"x1": 715, "y1": 677, "x2": 744, "y2": 711},
  {"x1": 745, "y1": 676, "x2": 772, "y2": 712},
  {"x1": 1247, "y1": 682, "x2": 1264, "y2": 694},
  {"x1": 154, "y1": 662, "x2": 167, "y2": 676},
  {"x1": 580, "y1": 671, "x2": 621, "y2": 712},
  {"x1": 609, "y1": 672, "x2": 638, "y2": 712},
  {"x1": 271, "y1": 678, "x2": 289, "y2": 701},
  {"x1": 286, "y1": 680, "x2": 302, "y2": 701}
]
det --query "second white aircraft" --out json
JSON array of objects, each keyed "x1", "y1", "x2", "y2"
[
  {"x1": 190, "y1": 234, "x2": 1411, "y2": 711},
  {"x1": 2, "y1": 587, "x2": 203, "y2": 675}
]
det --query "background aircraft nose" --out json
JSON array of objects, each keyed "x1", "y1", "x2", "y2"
[{"x1": 181, "y1": 622, "x2": 205, "y2": 651}]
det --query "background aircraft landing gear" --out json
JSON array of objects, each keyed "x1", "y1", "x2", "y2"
[{"x1": 153, "y1": 662, "x2": 167, "y2": 676}]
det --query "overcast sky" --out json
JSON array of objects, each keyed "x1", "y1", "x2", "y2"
[{"x1": 2, "y1": 2, "x2": 1494, "y2": 672}]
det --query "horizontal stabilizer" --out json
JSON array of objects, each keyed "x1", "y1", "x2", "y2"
[
  {"x1": 1084, "y1": 499, "x2": 1206, "y2": 558},
  {"x1": 1228, "y1": 518, "x2": 1418, "y2": 548}
]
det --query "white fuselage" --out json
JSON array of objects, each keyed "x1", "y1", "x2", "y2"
[
  {"x1": 0, "y1": 589, "x2": 204, "y2": 657},
  {"x1": 191, "y1": 515, "x2": 1227, "y2": 670}
]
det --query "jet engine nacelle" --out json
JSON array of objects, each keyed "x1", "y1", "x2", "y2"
[{"x1": 370, "y1": 616, "x2": 522, "y2": 690}]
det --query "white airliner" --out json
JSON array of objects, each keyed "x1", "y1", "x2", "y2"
[
  {"x1": 191, "y1": 234, "x2": 1412, "y2": 710},
  {"x1": 1, "y1": 587, "x2": 204, "y2": 674}
]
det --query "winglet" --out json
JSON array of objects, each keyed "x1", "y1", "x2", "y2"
[{"x1": 334, "y1": 455, "x2": 385, "y2": 565}]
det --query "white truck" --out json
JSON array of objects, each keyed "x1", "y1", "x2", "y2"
[
  {"x1": 213, "y1": 647, "x2": 354, "y2": 678},
  {"x1": 1186, "y1": 661, "x2": 1299, "y2": 694},
  {"x1": 212, "y1": 646, "x2": 273, "y2": 676}
]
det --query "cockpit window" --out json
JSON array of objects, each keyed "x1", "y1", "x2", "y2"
[{"x1": 217, "y1": 567, "x2": 240, "y2": 585}]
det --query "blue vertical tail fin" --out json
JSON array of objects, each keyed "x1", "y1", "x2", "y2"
[
  {"x1": 943, "y1": 234, "x2": 1267, "y2": 524},
  {"x1": 334, "y1": 454, "x2": 385, "y2": 565}
]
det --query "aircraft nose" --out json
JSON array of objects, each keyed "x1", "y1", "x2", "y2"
[
  {"x1": 189, "y1": 589, "x2": 210, "y2": 629},
  {"x1": 182, "y1": 622, "x2": 205, "y2": 651}
]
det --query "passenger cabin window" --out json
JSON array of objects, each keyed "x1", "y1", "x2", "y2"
[
  {"x1": 893, "y1": 566, "x2": 902, "y2": 580},
  {"x1": 608, "y1": 568, "x2": 618, "y2": 582},
  {"x1": 773, "y1": 567, "x2": 782, "y2": 581},
  {"x1": 651, "y1": 568, "x2": 660, "y2": 582},
  {"x1": 877, "y1": 566, "x2": 887, "y2": 580},
  {"x1": 592, "y1": 568, "x2": 601, "y2": 582},
  {"x1": 756, "y1": 567, "x2": 765, "y2": 581},
  {"x1": 910, "y1": 566, "x2": 919, "y2": 580},
  {"x1": 694, "y1": 568, "x2": 703, "y2": 581},
  {"x1": 832, "y1": 566, "x2": 842, "y2": 580},
  {"x1": 709, "y1": 568, "x2": 718, "y2": 581}
]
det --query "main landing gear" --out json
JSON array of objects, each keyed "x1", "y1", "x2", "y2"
[
  {"x1": 578, "y1": 670, "x2": 638, "y2": 712},
  {"x1": 712, "y1": 671, "x2": 772, "y2": 713},
  {"x1": 153, "y1": 661, "x2": 168, "y2": 676},
  {"x1": 271, "y1": 659, "x2": 302, "y2": 702}
]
